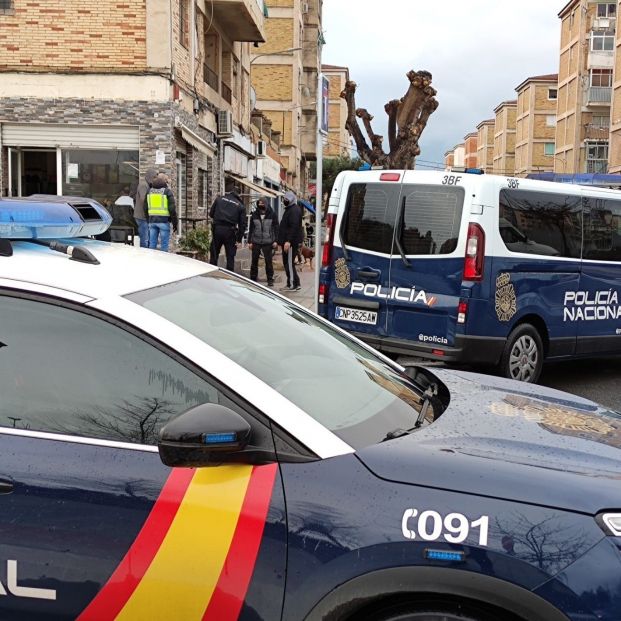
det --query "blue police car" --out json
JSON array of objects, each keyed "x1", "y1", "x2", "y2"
[{"x1": 0, "y1": 196, "x2": 620, "y2": 621}]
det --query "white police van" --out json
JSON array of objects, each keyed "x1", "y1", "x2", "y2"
[{"x1": 318, "y1": 169, "x2": 621, "y2": 383}]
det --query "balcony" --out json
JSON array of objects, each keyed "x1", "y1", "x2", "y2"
[
  {"x1": 212, "y1": 0, "x2": 265, "y2": 42},
  {"x1": 203, "y1": 65, "x2": 219, "y2": 92},
  {"x1": 221, "y1": 81, "x2": 232, "y2": 104},
  {"x1": 587, "y1": 86, "x2": 612, "y2": 105},
  {"x1": 585, "y1": 123, "x2": 610, "y2": 140}
]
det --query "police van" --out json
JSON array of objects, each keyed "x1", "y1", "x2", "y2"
[{"x1": 318, "y1": 169, "x2": 621, "y2": 383}]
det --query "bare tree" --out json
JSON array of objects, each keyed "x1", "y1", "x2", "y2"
[{"x1": 341, "y1": 70, "x2": 439, "y2": 170}]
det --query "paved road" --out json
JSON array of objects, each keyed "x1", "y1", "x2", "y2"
[{"x1": 540, "y1": 357, "x2": 621, "y2": 411}]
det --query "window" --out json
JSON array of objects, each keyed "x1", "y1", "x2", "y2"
[
  {"x1": 597, "y1": 3, "x2": 616, "y2": 18},
  {"x1": 400, "y1": 185, "x2": 464, "y2": 255},
  {"x1": 544, "y1": 143, "x2": 555, "y2": 156},
  {"x1": 0, "y1": 297, "x2": 239, "y2": 445},
  {"x1": 197, "y1": 168, "x2": 208, "y2": 211},
  {"x1": 179, "y1": 0, "x2": 189, "y2": 48},
  {"x1": 129, "y1": 272, "x2": 428, "y2": 450},
  {"x1": 176, "y1": 152, "x2": 187, "y2": 219},
  {"x1": 548, "y1": 88, "x2": 558, "y2": 100},
  {"x1": 591, "y1": 30, "x2": 615, "y2": 51},
  {"x1": 590, "y1": 68, "x2": 613, "y2": 87},
  {"x1": 546, "y1": 115, "x2": 557, "y2": 127},
  {"x1": 499, "y1": 189, "x2": 582, "y2": 258},
  {"x1": 342, "y1": 183, "x2": 400, "y2": 254},
  {"x1": 0, "y1": 0, "x2": 13, "y2": 11},
  {"x1": 592, "y1": 114, "x2": 610, "y2": 128},
  {"x1": 586, "y1": 141, "x2": 609, "y2": 173},
  {"x1": 583, "y1": 197, "x2": 621, "y2": 261}
]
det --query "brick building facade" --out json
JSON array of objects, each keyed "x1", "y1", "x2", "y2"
[{"x1": 0, "y1": 0, "x2": 275, "y2": 234}]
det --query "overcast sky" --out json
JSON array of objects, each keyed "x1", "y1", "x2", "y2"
[{"x1": 322, "y1": 0, "x2": 562, "y2": 168}]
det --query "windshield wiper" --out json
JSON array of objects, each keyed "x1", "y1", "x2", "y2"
[{"x1": 381, "y1": 386, "x2": 436, "y2": 442}]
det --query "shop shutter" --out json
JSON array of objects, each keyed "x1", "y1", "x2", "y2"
[{"x1": 1, "y1": 124, "x2": 139, "y2": 149}]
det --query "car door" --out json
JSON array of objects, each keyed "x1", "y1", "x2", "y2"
[
  {"x1": 328, "y1": 178, "x2": 402, "y2": 338},
  {"x1": 0, "y1": 293, "x2": 286, "y2": 621},
  {"x1": 387, "y1": 180, "x2": 467, "y2": 348},
  {"x1": 579, "y1": 195, "x2": 621, "y2": 355}
]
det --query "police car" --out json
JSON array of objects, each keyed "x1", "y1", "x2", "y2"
[{"x1": 1, "y1": 196, "x2": 621, "y2": 621}]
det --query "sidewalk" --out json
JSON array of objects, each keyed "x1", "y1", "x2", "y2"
[{"x1": 219, "y1": 246, "x2": 317, "y2": 311}]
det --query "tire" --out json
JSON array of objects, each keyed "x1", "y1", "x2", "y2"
[{"x1": 499, "y1": 323, "x2": 544, "y2": 383}]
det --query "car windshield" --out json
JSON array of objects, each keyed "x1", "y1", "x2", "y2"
[{"x1": 128, "y1": 272, "x2": 425, "y2": 449}]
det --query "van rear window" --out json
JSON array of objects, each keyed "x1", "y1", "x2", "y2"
[
  {"x1": 342, "y1": 183, "x2": 400, "y2": 254},
  {"x1": 401, "y1": 185, "x2": 464, "y2": 255}
]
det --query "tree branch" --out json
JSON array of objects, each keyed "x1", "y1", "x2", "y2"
[
  {"x1": 385, "y1": 99, "x2": 400, "y2": 153},
  {"x1": 340, "y1": 81, "x2": 373, "y2": 164}
]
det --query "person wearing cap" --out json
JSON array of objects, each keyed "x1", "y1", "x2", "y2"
[
  {"x1": 277, "y1": 190, "x2": 303, "y2": 291},
  {"x1": 209, "y1": 180, "x2": 246, "y2": 272},
  {"x1": 248, "y1": 197, "x2": 278, "y2": 286}
]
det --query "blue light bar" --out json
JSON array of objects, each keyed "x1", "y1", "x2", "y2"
[
  {"x1": 424, "y1": 549, "x2": 465, "y2": 563},
  {"x1": 0, "y1": 197, "x2": 111, "y2": 240},
  {"x1": 203, "y1": 432, "x2": 237, "y2": 445}
]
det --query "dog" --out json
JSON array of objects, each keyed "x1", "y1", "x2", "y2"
[{"x1": 298, "y1": 245, "x2": 315, "y2": 270}]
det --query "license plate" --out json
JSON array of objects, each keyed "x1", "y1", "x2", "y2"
[{"x1": 335, "y1": 306, "x2": 378, "y2": 325}]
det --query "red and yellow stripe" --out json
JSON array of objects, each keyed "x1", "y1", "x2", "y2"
[{"x1": 78, "y1": 463, "x2": 278, "y2": 621}]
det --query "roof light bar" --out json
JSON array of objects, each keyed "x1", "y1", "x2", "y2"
[{"x1": 0, "y1": 197, "x2": 112, "y2": 240}]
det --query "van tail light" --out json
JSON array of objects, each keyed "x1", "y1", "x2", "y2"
[
  {"x1": 457, "y1": 301, "x2": 468, "y2": 325},
  {"x1": 318, "y1": 283, "x2": 328, "y2": 305},
  {"x1": 463, "y1": 223, "x2": 485, "y2": 281},
  {"x1": 322, "y1": 213, "x2": 336, "y2": 268}
]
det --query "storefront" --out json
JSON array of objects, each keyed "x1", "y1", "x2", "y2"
[{"x1": 1, "y1": 123, "x2": 139, "y2": 206}]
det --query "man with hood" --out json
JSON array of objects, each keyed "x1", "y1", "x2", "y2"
[
  {"x1": 209, "y1": 180, "x2": 246, "y2": 272},
  {"x1": 134, "y1": 169, "x2": 157, "y2": 247},
  {"x1": 277, "y1": 190, "x2": 303, "y2": 291},
  {"x1": 146, "y1": 172, "x2": 178, "y2": 252},
  {"x1": 248, "y1": 197, "x2": 278, "y2": 286}
]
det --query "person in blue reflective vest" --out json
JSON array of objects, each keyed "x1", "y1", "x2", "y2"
[{"x1": 146, "y1": 173, "x2": 178, "y2": 252}]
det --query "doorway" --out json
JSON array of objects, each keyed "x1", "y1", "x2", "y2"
[{"x1": 8, "y1": 149, "x2": 57, "y2": 197}]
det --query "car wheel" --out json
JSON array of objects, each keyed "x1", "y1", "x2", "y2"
[{"x1": 499, "y1": 323, "x2": 544, "y2": 383}]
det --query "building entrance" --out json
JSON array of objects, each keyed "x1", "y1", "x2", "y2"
[{"x1": 8, "y1": 149, "x2": 57, "y2": 197}]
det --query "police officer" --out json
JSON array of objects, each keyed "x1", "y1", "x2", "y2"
[
  {"x1": 209, "y1": 180, "x2": 246, "y2": 272},
  {"x1": 146, "y1": 173, "x2": 177, "y2": 252},
  {"x1": 248, "y1": 197, "x2": 278, "y2": 286}
]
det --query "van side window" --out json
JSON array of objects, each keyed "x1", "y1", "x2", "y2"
[
  {"x1": 499, "y1": 189, "x2": 582, "y2": 258},
  {"x1": 583, "y1": 197, "x2": 621, "y2": 261},
  {"x1": 401, "y1": 185, "x2": 464, "y2": 255},
  {"x1": 342, "y1": 183, "x2": 400, "y2": 254}
]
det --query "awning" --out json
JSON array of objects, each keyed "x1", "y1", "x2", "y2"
[
  {"x1": 228, "y1": 174, "x2": 281, "y2": 199},
  {"x1": 299, "y1": 198, "x2": 316, "y2": 215},
  {"x1": 180, "y1": 126, "x2": 217, "y2": 157}
]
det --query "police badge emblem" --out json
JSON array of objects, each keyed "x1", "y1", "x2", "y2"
[
  {"x1": 334, "y1": 258, "x2": 351, "y2": 289},
  {"x1": 495, "y1": 272, "x2": 517, "y2": 322}
]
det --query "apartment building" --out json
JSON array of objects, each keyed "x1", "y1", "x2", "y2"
[
  {"x1": 492, "y1": 100, "x2": 517, "y2": 175},
  {"x1": 557, "y1": 0, "x2": 615, "y2": 174},
  {"x1": 251, "y1": 0, "x2": 323, "y2": 195},
  {"x1": 321, "y1": 64, "x2": 354, "y2": 158},
  {"x1": 444, "y1": 150, "x2": 455, "y2": 169},
  {"x1": 515, "y1": 74, "x2": 559, "y2": 176},
  {"x1": 476, "y1": 119, "x2": 496, "y2": 173},
  {"x1": 0, "y1": 0, "x2": 272, "y2": 224},
  {"x1": 464, "y1": 132, "x2": 478, "y2": 168}
]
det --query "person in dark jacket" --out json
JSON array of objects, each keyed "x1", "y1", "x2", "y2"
[
  {"x1": 209, "y1": 180, "x2": 246, "y2": 272},
  {"x1": 278, "y1": 190, "x2": 303, "y2": 291},
  {"x1": 248, "y1": 197, "x2": 278, "y2": 286},
  {"x1": 133, "y1": 169, "x2": 157, "y2": 247},
  {"x1": 146, "y1": 173, "x2": 178, "y2": 252}
]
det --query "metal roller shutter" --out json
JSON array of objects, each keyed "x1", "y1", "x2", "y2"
[{"x1": 1, "y1": 124, "x2": 140, "y2": 149}]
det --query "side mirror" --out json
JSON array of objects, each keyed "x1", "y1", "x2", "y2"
[{"x1": 158, "y1": 403, "x2": 254, "y2": 468}]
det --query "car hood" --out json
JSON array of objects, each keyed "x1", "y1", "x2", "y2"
[{"x1": 356, "y1": 368, "x2": 621, "y2": 514}]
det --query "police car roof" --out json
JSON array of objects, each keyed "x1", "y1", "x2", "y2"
[{"x1": 3, "y1": 239, "x2": 213, "y2": 299}]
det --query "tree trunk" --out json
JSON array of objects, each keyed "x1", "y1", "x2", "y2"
[{"x1": 340, "y1": 70, "x2": 439, "y2": 170}]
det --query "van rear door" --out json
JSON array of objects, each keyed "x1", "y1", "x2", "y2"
[
  {"x1": 387, "y1": 179, "x2": 467, "y2": 352},
  {"x1": 328, "y1": 176, "x2": 402, "y2": 339}
]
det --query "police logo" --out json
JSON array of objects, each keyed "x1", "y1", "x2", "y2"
[
  {"x1": 335, "y1": 258, "x2": 351, "y2": 289},
  {"x1": 495, "y1": 272, "x2": 517, "y2": 322}
]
